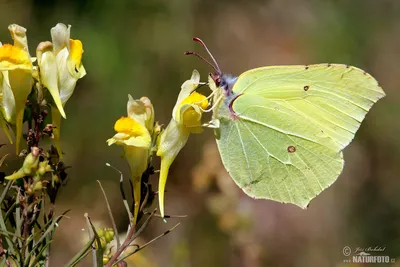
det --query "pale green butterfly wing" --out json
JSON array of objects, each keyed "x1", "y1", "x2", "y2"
[{"x1": 215, "y1": 64, "x2": 385, "y2": 208}]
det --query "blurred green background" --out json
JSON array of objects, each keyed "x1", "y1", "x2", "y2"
[{"x1": 1, "y1": 0, "x2": 400, "y2": 266}]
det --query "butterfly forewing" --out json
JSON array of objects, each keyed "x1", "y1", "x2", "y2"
[{"x1": 232, "y1": 64, "x2": 385, "y2": 149}]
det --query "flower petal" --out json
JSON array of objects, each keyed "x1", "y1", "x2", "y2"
[
  {"x1": 8, "y1": 24, "x2": 29, "y2": 53},
  {"x1": 172, "y1": 69, "x2": 200, "y2": 121},
  {"x1": 67, "y1": 39, "x2": 85, "y2": 79},
  {"x1": 124, "y1": 145, "x2": 149, "y2": 223},
  {"x1": 56, "y1": 45, "x2": 85, "y2": 105},
  {"x1": 156, "y1": 118, "x2": 190, "y2": 217},
  {"x1": 50, "y1": 23, "x2": 70, "y2": 55},
  {"x1": 0, "y1": 112, "x2": 13, "y2": 144},
  {"x1": 8, "y1": 68, "x2": 33, "y2": 153},
  {"x1": 37, "y1": 41, "x2": 66, "y2": 119},
  {"x1": 108, "y1": 133, "x2": 150, "y2": 148},
  {"x1": 127, "y1": 95, "x2": 154, "y2": 132},
  {"x1": 0, "y1": 71, "x2": 16, "y2": 123}
]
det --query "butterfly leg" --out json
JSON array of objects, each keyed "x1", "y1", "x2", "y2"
[{"x1": 202, "y1": 119, "x2": 220, "y2": 129}]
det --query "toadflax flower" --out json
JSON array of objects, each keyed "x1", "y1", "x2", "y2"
[
  {"x1": 0, "y1": 24, "x2": 33, "y2": 153},
  {"x1": 47, "y1": 23, "x2": 86, "y2": 157},
  {"x1": 107, "y1": 95, "x2": 154, "y2": 223},
  {"x1": 156, "y1": 70, "x2": 209, "y2": 218}
]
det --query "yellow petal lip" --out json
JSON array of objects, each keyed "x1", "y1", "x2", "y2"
[
  {"x1": 69, "y1": 39, "x2": 83, "y2": 68},
  {"x1": 107, "y1": 133, "x2": 151, "y2": 148},
  {"x1": 176, "y1": 92, "x2": 208, "y2": 127},
  {"x1": 110, "y1": 117, "x2": 152, "y2": 148},
  {"x1": 179, "y1": 91, "x2": 208, "y2": 110},
  {"x1": 182, "y1": 109, "x2": 201, "y2": 127},
  {"x1": 0, "y1": 44, "x2": 32, "y2": 70},
  {"x1": 114, "y1": 117, "x2": 141, "y2": 135}
]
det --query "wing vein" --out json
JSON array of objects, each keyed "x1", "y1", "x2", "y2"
[
  {"x1": 238, "y1": 121, "x2": 277, "y2": 200},
  {"x1": 235, "y1": 122, "x2": 254, "y2": 182}
]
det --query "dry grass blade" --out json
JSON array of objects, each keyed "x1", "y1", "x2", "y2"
[
  {"x1": 65, "y1": 235, "x2": 96, "y2": 267},
  {"x1": 85, "y1": 213, "x2": 103, "y2": 267},
  {"x1": 115, "y1": 222, "x2": 181, "y2": 264},
  {"x1": 0, "y1": 181, "x2": 14, "y2": 254},
  {"x1": 0, "y1": 154, "x2": 8, "y2": 167},
  {"x1": 84, "y1": 213, "x2": 98, "y2": 267},
  {"x1": 31, "y1": 210, "x2": 70, "y2": 253},
  {"x1": 104, "y1": 209, "x2": 157, "y2": 267},
  {"x1": 105, "y1": 163, "x2": 133, "y2": 223},
  {"x1": 96, "y1": 180, "x2": 121, "y2": 249}
]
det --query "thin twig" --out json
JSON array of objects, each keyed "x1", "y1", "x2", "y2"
[
  {"x1": 115, "y1": 223, "x2": 181, "y2": 265},
  {"x1": 96, "y1": 180, "x2": 121, "y2": 249},
  {"x1": 26, "y1": 210, "x2": 70, "y2": 265},
  {"x1": 28, "y1": 241, "x2": 52, "y2": 267},
  {"x1": 0, "y1": 154, "x2": 8, "y2": 167},
  {"x1": 104, "y1": 209, "x2": 157, "y2": 267},
  {"x1": 64, "y1": 236, "x2": 95, "y2": 267},
  {"x1": 139, "y1": 184, "x2": 149, "y2": 213},
  {"x1": 22, "y1": 203, "x2": 29, "y2": 259},
  {"x1": 143, "y1": 212, "x2": 188, "y2": 219},
  {"x1": 84, "y1": 213, "x2": 97, "y2": 267},
  {"x1": 105, "y1": 163, "x2": 133, "y2": 223},
  {"x1": 32, "y1": 211, "x2": 70, "y2": 251},
  {"x1": 0, "y1": 181, "x2": 12, "y2": 205},
  {"x1": 85, "y1": 214, "x2": 104, "y2": 267}
]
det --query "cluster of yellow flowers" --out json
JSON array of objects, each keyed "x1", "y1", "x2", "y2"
[
  {"x1": 108, "y1": 70, "x2": 209, "y2": 219},
  {"x1": 0, "y1": 23, "x2": 85, "y2": 154}
]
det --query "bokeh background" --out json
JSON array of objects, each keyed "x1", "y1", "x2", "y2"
[{"x1": 1, "y1": 0, "x2": 400, "y2": 266}]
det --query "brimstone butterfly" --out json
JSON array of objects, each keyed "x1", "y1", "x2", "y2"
[{"x1": 186, "y1": 38, "x2": 385, "y2": 208}]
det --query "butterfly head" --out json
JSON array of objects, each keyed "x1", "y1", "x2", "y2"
[
  {"x1": 185, "y1": 37, "x2": 237, "y2": 95},
  {"x1": 219, "y1": 74, "x2": 237, "y2": 94}
]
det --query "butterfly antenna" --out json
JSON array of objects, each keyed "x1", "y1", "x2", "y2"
[
  {"x1": 184, "y1": 51, "x2": 220, "y2": 73},
  {"x1": 192, "y1": 37, "x2": 221, "y2": 73}
]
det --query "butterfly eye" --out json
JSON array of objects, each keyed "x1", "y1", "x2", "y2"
[{"x1": 216, "y1": 77, "x2": 221, "y2": 87}]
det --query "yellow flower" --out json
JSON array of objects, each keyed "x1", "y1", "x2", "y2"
[
  {"x1": 0, "y1": 25, "x2": 33, "y2": 153},
  {"x1": 107, "y1": 96, "x2": 154, "y2": 224},
  {"x1": 156, "y1": 70, "x2": 208, "y2": 217},
  {"x1": 50, "y1": 23, "x2": 86, "y2": 104},
  {"x1": 48, "y1": 23, "x2": 86, "y2": 157}
]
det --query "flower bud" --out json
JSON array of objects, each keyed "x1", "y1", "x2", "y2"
[
  {"x1": 104, "y1": 228, "x2": 114, "y2": 243},
  {"x1": 5, "y1": 147, "x2": 40, "y2": 180}
]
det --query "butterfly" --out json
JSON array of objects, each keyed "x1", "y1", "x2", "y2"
[{"x1": 186, "y1": 38, "x2": 385, "y2": 208}]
